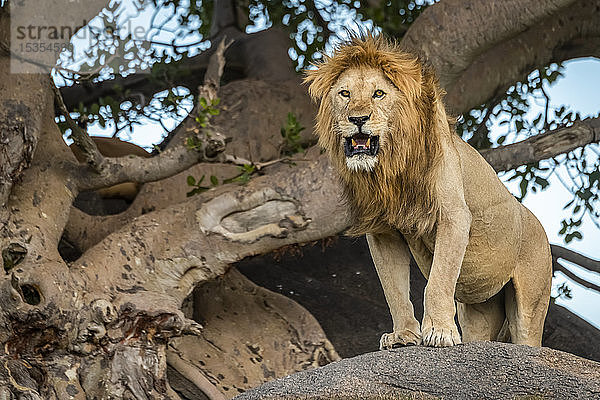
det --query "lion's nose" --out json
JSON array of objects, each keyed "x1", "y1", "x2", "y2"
[{"x1": 348, "y1": 115, "x2": 370, "y2": 127}]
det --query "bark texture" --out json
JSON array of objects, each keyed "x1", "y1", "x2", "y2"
[
  {"x1": 445, "y1": 0, "x2": 600, "y2": 114},
  {"x1": 480, "y1": 117, "x2": 600, "y2": 171},
  {"x1": 170, "y1": 268, "x2": 338, "y2": 398}
]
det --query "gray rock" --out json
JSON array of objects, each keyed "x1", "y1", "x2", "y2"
[{"x1": 234, "y1": 342, "x2": 600, "y2": 400}]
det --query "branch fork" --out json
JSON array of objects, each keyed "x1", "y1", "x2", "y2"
[{"x1": 54, "y1": 38, "x2": 234, "y2": 192}]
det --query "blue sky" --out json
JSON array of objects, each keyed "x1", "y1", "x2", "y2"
[{"x1": 502, "y1": 58, "x2": 600, "y2": 328}]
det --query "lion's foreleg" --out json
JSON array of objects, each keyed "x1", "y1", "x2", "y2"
[
  {"x1": 422, "y1": 208, "x2": 471, "y2": 347},
  {"x1": 366, "y1": 231, "x2": 421, "y2": 349}
]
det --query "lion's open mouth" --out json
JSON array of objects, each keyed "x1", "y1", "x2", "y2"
[{"x1": 344, "y1": 134, "x2": 379, "y2": 157}]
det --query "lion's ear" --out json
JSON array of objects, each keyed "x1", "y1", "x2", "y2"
[{"x1": 304, "y1": 63, "x2": 339, "y2": 103}]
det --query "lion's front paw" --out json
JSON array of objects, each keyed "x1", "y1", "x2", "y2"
[
  {"x1": 421, "y1": 316, "x2": 461, "y2": 347},
  {"x1": 379, "y1": 328, "x2": 421, "y2": 350}
]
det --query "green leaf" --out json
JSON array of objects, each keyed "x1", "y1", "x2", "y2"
[
  {"x1": 515, "y1": 119, "x2": 524, "y2": 132},
  {"x1": 534, "y1": 176, "x2": 549, "y2": 189},
  {"x1": 559, "y1": 221, "x2": 567, "y2": 235},
  {"x1": 199, "y1": 97, "x2": 208, "y2": 109},
  {"x1": 187, "y1": 175, "x2": 196, "y2": 186},
  {"x1": 590, "y1": 171, "x2": 600, "y2": 185},
  {"x1": 519, "y1": 178, "x2": 529, "y2": 198},
  {"x1": 565, "y1": 231, "x2": 583, "y2": 243},
  {"x1": 210, "y1": 175, "x2": 218, "y2": 186}
]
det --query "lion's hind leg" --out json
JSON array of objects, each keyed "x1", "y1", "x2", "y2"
[
  {"x1": 505, "y1": 208, "x2": 552, "y2": 347},
  {"x1": 457, "y1": 289, "x2": 506, "y2": 342}
]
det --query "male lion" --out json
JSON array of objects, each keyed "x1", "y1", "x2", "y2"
[{"x1": 305, "y1": 35, "x2": 552, "y2": 348}]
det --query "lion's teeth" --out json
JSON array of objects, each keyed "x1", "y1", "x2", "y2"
[
  {"x1": 351, "y1": 139, "x2": 357, "y2": 147},
  {"x1": 366, "y1": 137, "x2": 370, "y2": 147}
]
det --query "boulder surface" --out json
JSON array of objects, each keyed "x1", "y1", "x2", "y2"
[{"x1": 234, "y1": 342, "x2": 600, "y2": 400}]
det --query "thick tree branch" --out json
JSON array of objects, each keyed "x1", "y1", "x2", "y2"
[
  {"x1": 552, "y1": 244, "x2": 600, "y2": 274},
  {"x1": 551, "y1": 244, "x2": 600, "y2": 293},
  {"x1": 210, "y1": 0, "x2": 247, "y2": 36},
  {"x1": 445, "y1": 0, "x2": 600, "y2": 114},
  {"x1": 554, "y1": 261, "x2": 600, "y2": 292},
  {"x1": 74, "y1": 140, "x2": 223, "y2": 191},
  {"x1": 480, "y1": 117, "x2": 600, "y2": 172},
  {"x1": 53, "y1": 81, "x2": 106, "y2": 171},
  {"x1": 402, "y1": 0, "x2": 576, "y2": 89}
]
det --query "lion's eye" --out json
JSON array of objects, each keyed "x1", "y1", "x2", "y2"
[
  {"x1": 373, "y1": 89, "x2": 385, "y2": 98},
  {"x1": 339, "y1": 90, "x2": 350, "y2": 98}
]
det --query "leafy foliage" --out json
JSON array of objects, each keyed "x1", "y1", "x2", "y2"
[
  {"x1": 186, "y1": 174, "x2": 219, "y2": 196},
  {"x1": 195, "y1": 96, "x2": 220, "y2": 128},
  {"x1": 280, "y1": 112, "x2": 305, "y2": 156},
  {"x1": 223, "y1": 164, "x2": 258, "y2": 184},
  {"x1": 457, "y1": 63, "x2": 600, "y2": 243}
]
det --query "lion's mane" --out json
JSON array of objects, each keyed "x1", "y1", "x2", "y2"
[{"x1": 305, "y1": 35, "x2": 451, "y2": 237}]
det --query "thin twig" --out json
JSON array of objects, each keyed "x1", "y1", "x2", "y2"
[
  {"x1": 222, "y1": 154, "x2": 310, "y2": 170},
  {"x1": 51, "y1": 80, "x2": 106, "y2": 172}
]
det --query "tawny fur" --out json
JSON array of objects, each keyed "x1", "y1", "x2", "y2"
[{"x1": 305, "y1": 34, "x2": 552, "y2": 348}]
